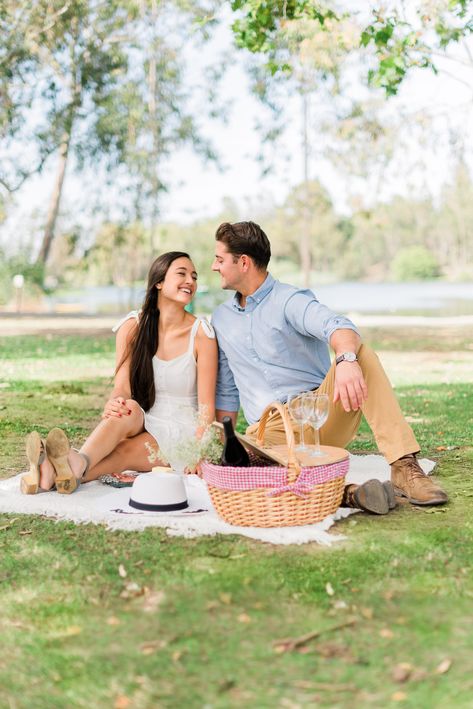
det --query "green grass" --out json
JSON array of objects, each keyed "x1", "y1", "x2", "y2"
[{"x1": 1, "y1": 331, "x2": 473, "y2": 708}]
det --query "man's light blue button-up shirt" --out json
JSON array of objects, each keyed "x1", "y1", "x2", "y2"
[{"x1": 212, "y1": 273, "x2": 359, "y2": 425}]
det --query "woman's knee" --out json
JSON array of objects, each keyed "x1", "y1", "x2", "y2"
[
  {"x1": 103, "y1": 399, "x2": 143, "y2": 433},
  {"x1": 125, "y1": 399, "x2": 144, "y2": 419}
]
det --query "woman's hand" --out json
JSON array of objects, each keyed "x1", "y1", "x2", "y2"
[
  {"x1": 102, "y1": 396, "x2": 132, "y2": 419},
  {"x1": 184, "y1": 462, "x2": 203, "y2": 477}
]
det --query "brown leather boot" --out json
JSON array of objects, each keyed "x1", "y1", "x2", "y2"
[
  {"x1": 383, "y1": 480, "x2": 396, "y2": 510},
  {"x1": 391, "y1": 454, "x2": 448, "y2": 506},
  {"x1": 341, "y1": 479, "x2": 391, "y2": 514}
]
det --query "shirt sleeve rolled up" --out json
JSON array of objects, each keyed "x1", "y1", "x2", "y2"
[
  {"x1": 284, "y1": 291, "x2": 360, "y2": 343},
  {"x1": 215, "y1": 345, "x2": 240, "y2": 412}
]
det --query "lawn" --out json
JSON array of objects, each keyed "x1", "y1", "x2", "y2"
[{"x1": 1, "y1": 328, "x2": 472, "y2": 708}]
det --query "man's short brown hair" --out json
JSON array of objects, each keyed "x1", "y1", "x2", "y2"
[{"x1": 215, "y1": 221, "x2": 271, "y2": 270}]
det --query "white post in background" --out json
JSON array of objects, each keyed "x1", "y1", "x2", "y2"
[{"x1": 12, "y1": 274, "x2": 24, "y2": 313}]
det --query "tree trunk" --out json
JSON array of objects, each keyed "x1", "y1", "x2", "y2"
[
  {"x1": 147, "y1": 0, "x2": 161, "y2": 256},
  {"x1": 300, "y1": 87, "x2": 311, "y2": 288},
  {"x1": 36, "y1": 132, "x2": 71, "y2": 264}
]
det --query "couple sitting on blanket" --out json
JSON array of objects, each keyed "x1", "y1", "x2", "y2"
[{"x1": 22, "y1": 221, "x2": 448, "y2": 514}]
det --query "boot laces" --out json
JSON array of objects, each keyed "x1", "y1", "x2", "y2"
[{"x1": 405, "y1": 460, "x2": 425, "y2": 480}]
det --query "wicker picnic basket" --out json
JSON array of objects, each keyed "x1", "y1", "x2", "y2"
[{"x1": 201, "y1": 402, "x2": 348, "y2": 528}]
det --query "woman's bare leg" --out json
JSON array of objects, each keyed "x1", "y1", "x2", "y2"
[
  {"x1": 83, "y1": 432, "x2": 167, "y2": 481},
  {"x1": 39, "y1": 399, "x2": 146, "y2": 490},
  {"x1": 79, "y1": 399, "x2": 144, "y2": 467}
]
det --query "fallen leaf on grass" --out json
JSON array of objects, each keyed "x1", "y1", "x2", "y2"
[
  {"x1": 114, "y1": 696, "x2": 131, "y2": 709},
  {"x1": 273, "y1": 618, "x2": 356, "y2": 654},
  {"x1": 379, "y1": 628, "x2": 394, "y2": 639},
  {"x1": 317, "y1": 642, "x2": 354, "y2": 661},
  {"x1": 237, "y1": 613, "x2": 251, "y2": 623},
  {"x1": 118, "y1": 564, "x2": 127, "y2": 578},
  {"x1": 63, "y1": 626, "x2": 82, "y2": 636},
  {"x1": 120, "y1": 582, "x2": 147, "y2": 599},
  {"x1": 140, "y1": 640, "x2": 167, "y2": 655},
  {"x1": 206, "y1": 600, "x2": 219, "y2": 611},
  {"x1": 219, "y1": 592, "x2": 232, "y2": 605},
  {"x1": 142, "y1": 590, "x2": 165, "y2": 613},
  {"x1": 106, "y1": 617, "x2": 121, "y2": 626},
  {"x1": 218, "y1": 679, "x2": 236, "y2": 694},
  {"x1": 425, "y1": 508, "x2": 447, "y2": 514},
  {"x1": 382, "y1": 591, "x2": 395, "y2": 601},
  {"x1": 172, "y1": 650, "x2": 184, "y2": 662},
  {"x1": 325, "y1": 582, "x2": 334, "y2": 596},
  {"x1": 435, "y1": 658, "x2": 452, "y2": 675},
  {"x1": 19, "y1": 530, "x2": 33, "y2": 536},
  {"x1": 392, "y1": 663, "x2": 413, "y2": 683},
  {"x1": 361, "y1": 607, "x2": 373, "y2": 619},
  {"x1": 292, "y1": 680, "x2": 355, "y2": 692},
  {"x1": 0, "y1": 518, "x2": 19, "y2": 532},
  {"x1": 391, "y1": 691, "x2": 407, "y2": 701}
]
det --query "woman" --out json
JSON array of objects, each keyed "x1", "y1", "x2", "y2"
[{"x1": 21, "y1": 251, "x2": 218, "y2": 494}]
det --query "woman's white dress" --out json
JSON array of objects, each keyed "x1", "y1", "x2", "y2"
[{"x1": 112, "y1": 312, "x2": 215, "y2": 448}]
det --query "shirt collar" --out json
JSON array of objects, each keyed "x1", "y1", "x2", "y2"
[{"x1": 232, "y1": 273, "x2": 275, "y2": 312}]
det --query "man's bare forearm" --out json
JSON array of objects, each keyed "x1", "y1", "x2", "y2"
[
  {"x1": 216, "y1": 410, "x2": 238, "y2": 426},
  {"x1": 329, "y1": 329, "x2": 361, "y2": 357}
]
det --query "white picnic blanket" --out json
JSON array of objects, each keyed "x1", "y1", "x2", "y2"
[{"x1": 0, "y1": 455, "x2": 435, "y2": 546}]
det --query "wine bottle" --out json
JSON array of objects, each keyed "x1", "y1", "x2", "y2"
[{"x1": 220, "y1": 417, "x2": 250, "y2": 467}]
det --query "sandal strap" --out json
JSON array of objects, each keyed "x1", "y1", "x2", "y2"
[{"x1": 73, "y1": 448, "x2": 90, "y2": 479}]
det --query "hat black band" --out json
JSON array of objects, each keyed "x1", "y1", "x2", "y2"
[{"x1": 129, "y1": 498, "x2": 189, "y2": 512}]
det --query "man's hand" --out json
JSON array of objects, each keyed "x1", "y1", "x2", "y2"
[
  {"x1": 333, "y1": 361, "x2": 368, "y2": 412},
  {"x1": 102, "y1": 396, "x2": 132, "y2": 419}
]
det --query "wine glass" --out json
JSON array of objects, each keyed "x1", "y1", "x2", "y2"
[
  {"x1": 303, "y1": 393, "x2": 329, "y2": 458},
  {"x1": 287, "y1": 394, "x2": 310, "y2": 452}
]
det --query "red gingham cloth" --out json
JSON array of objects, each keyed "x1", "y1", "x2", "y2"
[{"x1": 201, "y1": 456, "x2": 349, "y2": 498}]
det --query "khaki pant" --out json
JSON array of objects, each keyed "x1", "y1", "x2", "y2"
[{"x1": 245, "y1": 344, "x2": 419, "y2": 465}]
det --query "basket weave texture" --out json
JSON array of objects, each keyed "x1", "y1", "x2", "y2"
[{"x1": 202, "y1": 402, "x2": 348, "y2": 528}]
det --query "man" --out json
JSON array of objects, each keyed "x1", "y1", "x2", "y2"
[{"x1": 211, "y1": 221, "x2": 448, "y2": 513}]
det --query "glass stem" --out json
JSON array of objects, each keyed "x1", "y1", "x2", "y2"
[
  {"x1": 300, "y1": 423, "x2": 305, "y2": 449},
  {"x1": 313, "y1": 426, "x2": 321, "y2": 455}
]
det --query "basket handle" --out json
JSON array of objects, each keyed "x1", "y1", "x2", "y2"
[{"x1": 255, "y1": 401, "x2": 300, "y2": 478}]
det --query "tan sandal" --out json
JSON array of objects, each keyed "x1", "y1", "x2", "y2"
[
  {"x1": 21, "y1": 431, "x2": 46, "y2": 495},
  {"x1": 46, "y1": 428, "x2": 78, "y2": 494}
]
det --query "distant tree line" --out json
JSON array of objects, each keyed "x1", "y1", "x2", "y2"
[
  {"x1": 2, "y1": 159, "x2": 470, "y2": 307},
  {"x1": 1, "y1": 0, "x2": 473, "y2": 306}
]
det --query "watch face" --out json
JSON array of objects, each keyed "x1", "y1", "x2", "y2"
[{"x1": 343, "y1": 352, "x2": 357, "y2": 362}]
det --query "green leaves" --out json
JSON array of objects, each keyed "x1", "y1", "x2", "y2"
[{"x1": 230, "y1": 1, "x2": 473, "y2": 96}]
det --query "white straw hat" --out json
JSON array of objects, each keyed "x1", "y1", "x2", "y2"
[{"x1": 129, "y1": 471, "x2": 188, "y2": 512}]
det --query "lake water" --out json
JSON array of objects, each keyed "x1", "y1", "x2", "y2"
[{"x1": 46, "y1": 281, "x2": 473, "y2": 317}]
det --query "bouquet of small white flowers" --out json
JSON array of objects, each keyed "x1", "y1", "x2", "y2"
[{"x1": 144, "y1": 405, "x2": 223, "y2": 473}]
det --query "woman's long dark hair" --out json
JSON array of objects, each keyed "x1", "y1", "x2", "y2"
[{"x1": 118, "y1": 251, "x2": 191, "y2": 411}]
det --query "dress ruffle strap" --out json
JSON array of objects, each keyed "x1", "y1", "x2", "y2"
[
  {"x1": 187, "y1": 317, "x2": 215, "y2": 354},
  {"x1": 197, "y1": 316, "x2": 215, "y2": 340}
]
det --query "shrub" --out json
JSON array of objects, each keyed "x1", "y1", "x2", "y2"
[{"x1": 391, "y1": 245, "x2": 440, "y2": 281}]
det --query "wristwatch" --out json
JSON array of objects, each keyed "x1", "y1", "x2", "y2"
[{"x1": 335, "y1": 351, "x2": 358, "y2": 365}]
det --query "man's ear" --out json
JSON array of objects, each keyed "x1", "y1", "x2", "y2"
[{"x1": 240, "y1": 254, "x2": 251, "y2": 271}]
